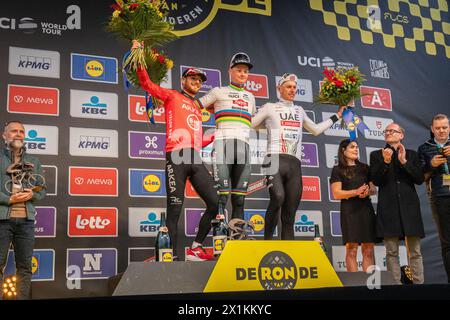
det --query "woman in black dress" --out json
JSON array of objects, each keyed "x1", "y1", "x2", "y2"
[{"x1": 330, "y1": 139, "x2": 377, "y2": 272}]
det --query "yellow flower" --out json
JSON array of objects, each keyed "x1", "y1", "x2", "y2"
[
  {"x1": 158, "y1": 12, "x2": 163, "y2": 18},
  {"x1": 166, "y1": 59, "x2": 174, "y2": 69},
  {"x1": 112, "y1": 10, "x2": 120, "y2": 18}
]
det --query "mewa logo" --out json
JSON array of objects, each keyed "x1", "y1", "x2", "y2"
[{"x1": 69, "y1": 167, "x2": 118, "y2": 196}]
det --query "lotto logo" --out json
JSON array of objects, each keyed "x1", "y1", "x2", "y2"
[
  {"x1": 68, "y1": 207, "x2": 118, "y2": 237},
  {"x1": 128, "y1": 95, "x2": 165, "y2": 123},
  {"x1": 244, "y1": 73, "x2": 269, "y2": 98}
]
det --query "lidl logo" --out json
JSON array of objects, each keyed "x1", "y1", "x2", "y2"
[
  {"x1": 71, "y1": 53, "x2": 117, "y2": 84},
  {"x1": 244, "y1": 210, "x2": 276, "y2": 237},
  {"x1": 143, "y1": 175, "x2": 161, "y2": 192},
  {"x1": 4, "y1": 249, "x2": 55, "y2": 281},
  {"x1": 129, "y1": 169, "x2": 166, "y2": 197},
  {"x1": 85, "y1": 60, "x2": 104, "y2": 77},
  {"x1": 201, "y1": 109, "x2": 215, "y2": 127}
]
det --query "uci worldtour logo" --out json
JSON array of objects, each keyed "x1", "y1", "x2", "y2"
[
  {"x1": 160, "y1": 0, "x2": 271, "y2": 36},
  {"x1": 0, "y1": 5, "x2": 81, "y2": 36}
]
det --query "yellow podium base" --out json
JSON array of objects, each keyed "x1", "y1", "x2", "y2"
[{"x1": 204, "y1": 240, "x2": 343, "y2": 292}]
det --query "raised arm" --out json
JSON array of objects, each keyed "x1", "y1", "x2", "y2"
[{"x1": 136, "y1": 67, "x2": 171, "y2": 102}]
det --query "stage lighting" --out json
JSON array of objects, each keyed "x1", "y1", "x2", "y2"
[{"x1": 2, "y1": 275, "x2": 17, "y2": 300}]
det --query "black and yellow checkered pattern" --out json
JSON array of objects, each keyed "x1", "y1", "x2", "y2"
[{"x1": 310, "y1": 0, "x2": 449, "y2": 58}]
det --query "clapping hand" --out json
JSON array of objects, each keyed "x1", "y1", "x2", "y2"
[
  {"x1": 397, "y1": 143, "x2": 407, "y2": 165},
  {"x1": 355, "y1": 184, "x2": 369, "y2": 198},
  {"x1": 382, "y1": 148, "x2": 393, "y2": 164}
]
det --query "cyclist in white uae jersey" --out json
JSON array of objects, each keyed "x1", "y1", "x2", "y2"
[
  {"x1": 198, "y1": 52, "x2": 256, "y2": 220},
  {"x1": 252, "y1": 73, "x2": 345, "y2": 240}
]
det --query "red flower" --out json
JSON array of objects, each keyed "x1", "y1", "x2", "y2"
[
  {"x1": 111, "y1": 3, "x2": 122, "y2": 11},
  {"x1": 129, "y1": 3, "x2": 140, "y2": 10},
  {"x1": 334, "y1": 80, "x2": 344, "y2": 87},
  {"x1": 158, "y1": 55, "x2": 165, "y2": 63},
  {"x1": 349, "y1": 76, "x2": 356, "y2": 82},
  {"x1": 323, "y1": 67, "x2": 335, "y2": 81}
]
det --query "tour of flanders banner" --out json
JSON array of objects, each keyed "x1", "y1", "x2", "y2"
[{"x1": 0, "y1": 0, "x2": 448, "y2": 298}]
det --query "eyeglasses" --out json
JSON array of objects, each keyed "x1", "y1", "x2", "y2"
[{"x1": 383, "y1": 129, "x2": 402, "y2": 135}]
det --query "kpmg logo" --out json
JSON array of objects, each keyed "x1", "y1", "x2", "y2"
[
  {"x1": 9, "y1": 47, "x2": 60, "y2": 78},
  {"x1": 180, "y1": 65, "x2": 221, "y2": 92},
  {"x1": 128, "y1": 208, "x2": 164, "y2": 237},
  {"x1": 35, "y1": 207, "x2": 57, "y2": 238},
  {"x1": 23, "y1": 125, "x2": 58, "y2": 155},
  {"x1": 129, "y1": 131, "x2": 166, "y2": 160},
  {"x1": 67, "y1": 249, "x2": 117, "y2": 280},
  {"x1": 69, "y1": 127, "x2": 118, "y2": 158},
  {"x1": 0, "y1": 5, "x2": 81, "y2": 36},
  {"x1": 275, "y1": 76, "x2": 313, "y2": 102},
  {"x1": 129, "y1": 169, "x2": 166, "y2": 197},
  {"x1": 294, "y1": 211, "x2": 323, "y2": 237},
  {"x1": 71, "y1": 53, "x2": 118, "y2": 84}
]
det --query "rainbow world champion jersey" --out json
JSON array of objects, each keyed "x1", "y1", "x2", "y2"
[{"x1": 199, "y1": 84, "x2": 256, "y2": 143}]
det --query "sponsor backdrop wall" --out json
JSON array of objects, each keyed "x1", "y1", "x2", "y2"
[{"x1": 1, "y1": 0, "x2": 449, "y2": 297}]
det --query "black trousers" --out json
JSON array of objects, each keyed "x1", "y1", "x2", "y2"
[
  {"x1": 430, "y1": 195, "x2": 450, "y2": 283},
  {"x1": 166, "y1": 148, "x2": 218, "y2": 255},
  {"x1": 264, "y1": 154, "x2": 303, "y2": 240}
]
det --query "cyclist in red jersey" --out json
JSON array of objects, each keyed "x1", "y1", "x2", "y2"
[{"x1": 136, "y1": 51, "x2": 218, "y2": 261}]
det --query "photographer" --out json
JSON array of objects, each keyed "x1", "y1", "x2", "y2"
[{"x1": 418, "y1": 114, "x2": 450, "y2": 282}]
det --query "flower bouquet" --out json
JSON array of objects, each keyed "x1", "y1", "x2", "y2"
[
  {"x1": 315, "y1": 66, "x2": 369, "y2": 139},
  {"x1": 106, "y1": 0, "x2": 177, "y2": 85}
]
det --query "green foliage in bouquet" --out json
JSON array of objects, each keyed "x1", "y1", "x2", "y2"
[
  {"x1": 106, "y1": 0, "x2": 178, "y2": 78},
  {"x1": 315, "y1": 67, "x2": 366, "y2": 107}
]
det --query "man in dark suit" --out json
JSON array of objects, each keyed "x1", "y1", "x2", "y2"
[{"x1": 370, "y1": 123, "x2": 425, "y2": 284}]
